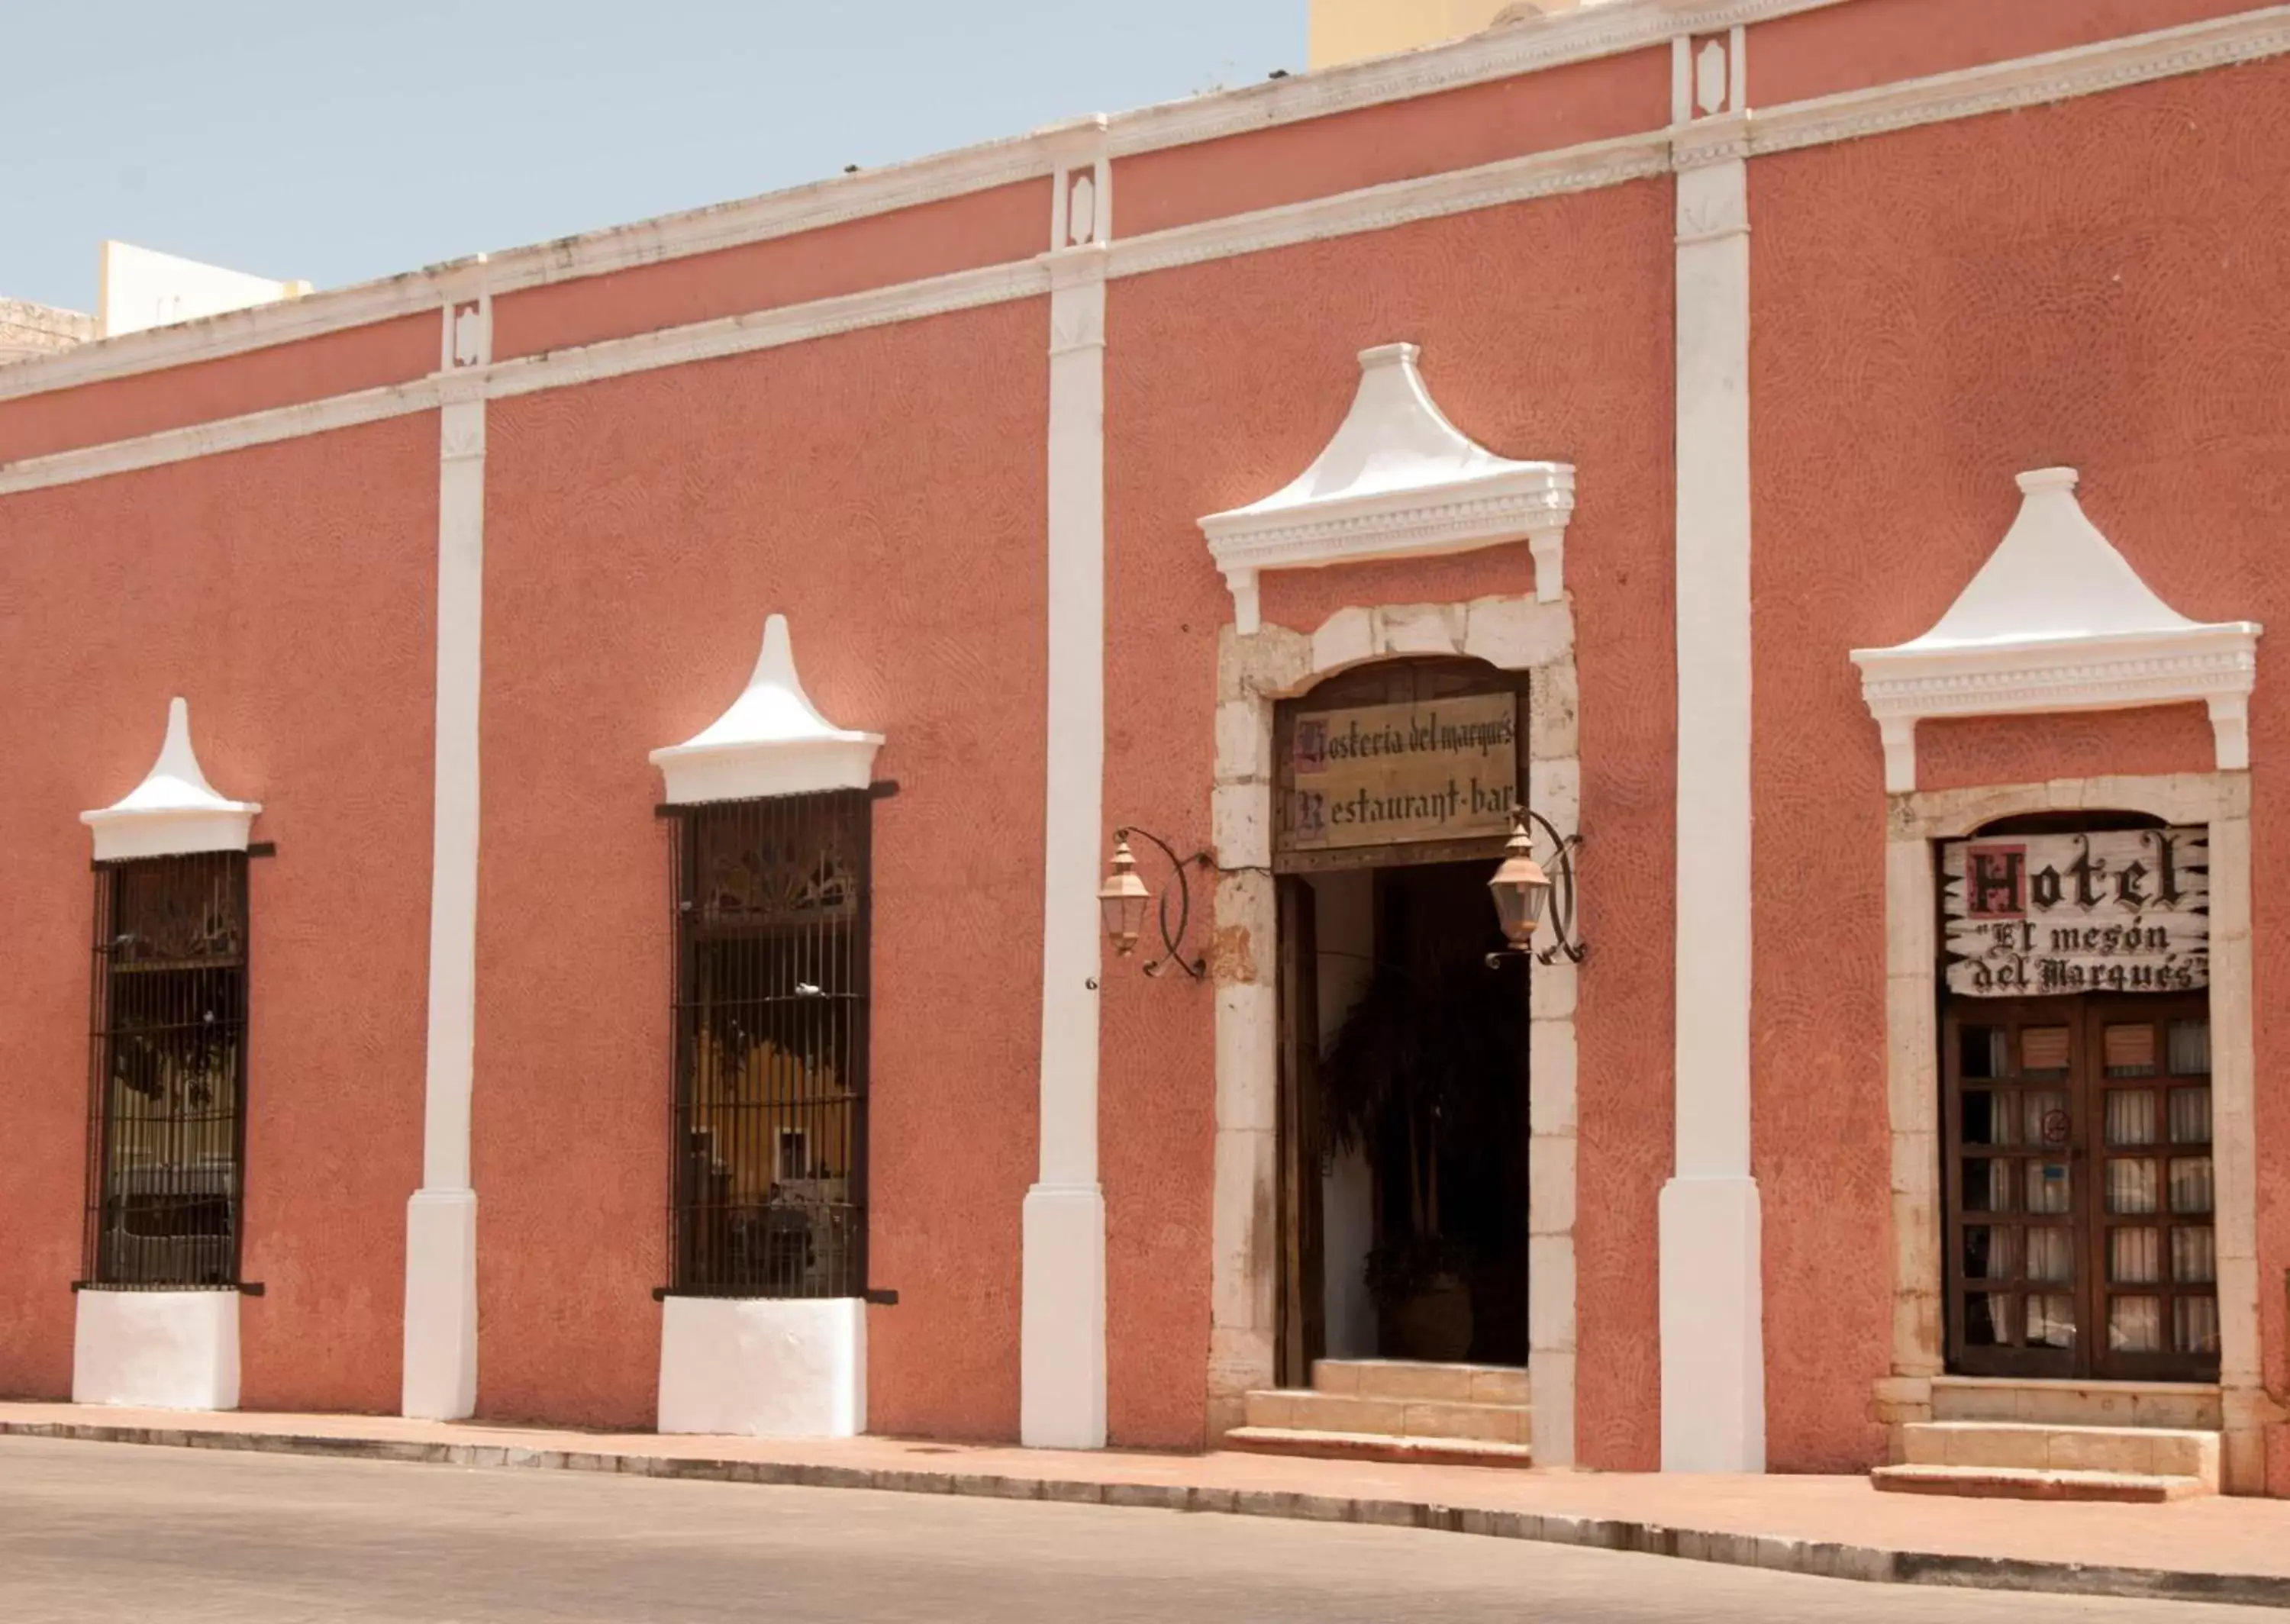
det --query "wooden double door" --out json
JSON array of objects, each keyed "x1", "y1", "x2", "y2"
[{"x1": 1943, "y1": 994, "x2": 2219, "y2": 1381}]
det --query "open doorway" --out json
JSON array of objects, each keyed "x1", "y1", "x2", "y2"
[{"x1": 1272, "y1": 656, "x2": 1530, "y2": 1384}]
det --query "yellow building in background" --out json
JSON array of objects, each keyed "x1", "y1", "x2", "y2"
[{"x1": 1308, "y1": 0, "x2": 1611, "y2": 70}]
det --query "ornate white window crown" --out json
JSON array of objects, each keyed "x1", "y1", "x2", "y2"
[
  {"x1": 1850, "y1": 468, "x2": 2261, "y2": 793},
  {"x1": 650, "y1": 614, "x2": 884, "y2": 804},
  {"x1": 82, "y1": 697, "x2": 262, "y2": 862},
  {"x1": 1198, "y1": 343, "x2": 1575, "y2": 633}
]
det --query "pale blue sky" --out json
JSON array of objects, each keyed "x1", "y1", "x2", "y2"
[{"x1": 2, "y1": 1, "x2": 1305, "y2": 312}]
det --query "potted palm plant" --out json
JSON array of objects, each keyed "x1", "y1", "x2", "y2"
[{"x1": 1321, "y1": 955, "x2": 1524, "y2": 1361}]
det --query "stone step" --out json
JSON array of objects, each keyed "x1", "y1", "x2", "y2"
[
  {"x1": 1900, "y1": 1421, "x2": 2219, "y2": 1487},
  {"x1": 1928, "y1": 1376, "x2": 2222, "y2": 1431},
  {"x1": 1246, "y1": 1387, "x2": 1530, "y2": 1445},
  {"x1": 1311, "y1": 1359, "x2": 1528, "y2": 1406},
  {"x1": 1872, "y1": 1464, "x2": 2206, "y2": 1503},
  {"x1": 1224, "y1": 1426, "x2": 1536, "y2": 1470}
]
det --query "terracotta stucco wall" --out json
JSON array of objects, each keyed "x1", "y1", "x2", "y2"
[
  {"x1": 0, "y1": 314, "x2": 436, "y2": 466},
  {"x1": 0, "y1": 418, "x2": 436, "y2": 1411},
  {"x1": 474, "y1": 300, "x2": 1048, "y2": 1435},
  {"x1": 1750, "y1": 0, "x2": 2257, "y2": 109},
  {"x1": 1749, "y1": 59, "x2": 2290, "y2": 1475},
  {"x1": 1114, "y1": 47, "x2": 1668, "y2": 239},
  {"x1": 1105, "y1": 177, "x2": 1674, "y2": 1463},
  {"x1": 491, "y1": 180, "x2": 1050, "y2": 362}
]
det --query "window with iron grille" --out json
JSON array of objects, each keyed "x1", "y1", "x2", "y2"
[
  {"x1": 669, "y1": 791, "x2": 870, "y2": 1297},
  {"x1": 84, "y1": 852, "x2": 250, "y2": 1288}
]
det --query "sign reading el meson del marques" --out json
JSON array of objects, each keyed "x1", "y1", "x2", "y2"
[
  {"x1": 1284, "y1": 691, "x2": 1517, "y2": 852},
  {"x1": 1940, "y1": 827, "x2": 2210, "y2": 997}
]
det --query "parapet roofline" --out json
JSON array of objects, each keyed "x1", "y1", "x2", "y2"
[{"x1": 0, "y1": 0, "x2": 1849, "y2": 402}]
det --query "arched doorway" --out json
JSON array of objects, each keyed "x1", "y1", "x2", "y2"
[
  {"x1": 1271, "y1": 656, "x2": 1530, "y2": 1381},
  {"x1": 1937, "y1": 810, "x2": 2217, "y2": 1384}
]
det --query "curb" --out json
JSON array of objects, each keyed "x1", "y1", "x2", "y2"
[{"x1": 7, "y1": 1419, "x2": 2285, "y2": 1610}]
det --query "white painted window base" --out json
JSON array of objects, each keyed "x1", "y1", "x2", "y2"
[
  {"x1": 657, "y1": 1296, "x2": 867, "y2": 1437},
  {"x1": 73, "y1": 1288, "x2": 240, "y2": 1410}
]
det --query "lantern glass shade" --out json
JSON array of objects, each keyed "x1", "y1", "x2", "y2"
[
  {"x1": 1488, "y1": 825, "x2": 1553, "y2": 951},
  {"x1": 1098, "y1": 839, "x2": 1151, "y2": 956}
]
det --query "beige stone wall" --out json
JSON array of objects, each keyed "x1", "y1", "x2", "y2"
[
  {"x1": 1306, "y1": 0, "x2": 1610, "y2": 70},
  {"x1": 0, "y1": 298, "x2": 93, "y2": 366}
]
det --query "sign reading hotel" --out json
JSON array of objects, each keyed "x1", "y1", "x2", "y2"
[
  {"x1": 1940, "y1": 827, "x2": 2209, "y2": 997},
  {"x1": 1284, "y1": 692, "x2": 1518, "y2": 852}
]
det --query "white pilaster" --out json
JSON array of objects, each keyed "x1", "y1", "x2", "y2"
[
  {"x1": 1023, "y1": 126, "x2": 1111, "y2": 1450},
  {"x1": 403, "y1": 276, "x2": 489, "y2": 1421},
  {"x1": 1663, "y1": 107, "x2": 1765, "y2": 1471}
]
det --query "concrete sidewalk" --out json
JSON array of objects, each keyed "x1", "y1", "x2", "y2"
[{"x1": 5, "y1": 1401, "x2": 2288, "y2": 1609}]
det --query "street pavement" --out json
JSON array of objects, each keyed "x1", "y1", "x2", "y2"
[{"x1": 0, "y1": 1436, "x2": 2265, "y2": 1622}]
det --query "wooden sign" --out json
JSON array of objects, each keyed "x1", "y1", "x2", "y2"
[
  {"x1": 1282, "y1": 691, "x2": 1518, "y2": 852},
  {"x1": 1940, "y1": 827, "x2": 2208, "y2": 997}
]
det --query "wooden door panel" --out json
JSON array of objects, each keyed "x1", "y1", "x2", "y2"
[
  {"x1": 1276, "y1": 876, "x2": 1325, "y2": 1386},
  {"x1": 2087, "y1": 998, "x2": 2217, "y2": 1382},
  {"x1": 1944, "y1": 1000, "x2": 2082, "y2": 1378},
  {"x1": 1943, "y1": 993, "x2": 2217, "y2": 1383}
]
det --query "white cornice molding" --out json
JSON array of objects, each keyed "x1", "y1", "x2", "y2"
[
  {"x1": 6, "y1": 2, "x2": 2284, "y2": 419},
  {"x1": 0, "y1": 377, "x2": 440, "y2": 496},
  {"x1": 652, "y1": 615, "x2": 884, "y2": 804},
  {"x1": 11, "y1": 8, "x2": 2290, "y2": 489},
  {"x1": 82, "y1": 697, "x2": 261, "y2": 862},
  {"x1": 0, "y1": 140, "x2": 1053, "y2": 407},
  {"x1": 0, "y1": 2, "x2": 1837, "y2": 408},
  {"x1": 1850, "y1": 469, "x2": 2263, "y2": 793},
  {"x1": 1676, "y1": 4, "x2": 2290, "y2": 169},
  {"x1": 1200, "y1": 343, "x2": 1574, "y2": 633}
]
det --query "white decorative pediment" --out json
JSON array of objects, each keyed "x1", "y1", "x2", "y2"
[
  {"x1": 1850, "y1": 469, "x2": 2260, "y2": 793},
  {"x1": 651, "y1": 614, "x2": 883, "y2": 804},
  {"x1": 82, "y1": 697, "x2": 261, "y2": 862},
  {"x1": 1198, "y1": 343, "x2": 1575, "y2": 633}
]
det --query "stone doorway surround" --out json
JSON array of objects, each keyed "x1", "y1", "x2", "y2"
[
  {"x1": 1872, "y1": 771, "x2": 2278, "y2": 1490},
  {"x1": 1207, "y1": 593, "x2": 1581, "y2": 1465}
]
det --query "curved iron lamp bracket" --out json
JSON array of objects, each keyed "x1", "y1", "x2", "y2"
[
  {"x1": 1115, "y1": 826, "x2": 1214, "y2": 981},
  {"x1": 1489, "y1": 807, "x2": 1587, "y2": 969}
]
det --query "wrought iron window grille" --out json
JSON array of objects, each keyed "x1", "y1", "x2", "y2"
[
  {"x1": 82, "y1": 850, "x2": 251, "y2": 1290},
  {"x1": 663, "y1": 790, "x2": 876, "y2": 1300}
]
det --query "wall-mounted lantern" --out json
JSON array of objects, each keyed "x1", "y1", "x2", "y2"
[
  {"x1": 1486, "y1": 807, "x2": 1585, "y2": 967},
  {"x1": 1098, "y1": 827, "x2": 1211, "y2": 981}
]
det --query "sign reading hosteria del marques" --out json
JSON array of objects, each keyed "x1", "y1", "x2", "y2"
[
  {"x1": 1285, "y1": 691, "x2": 1517, "y2": 851},
  {"x1": 1940, "y1": 827, "x2": 2209, "y2": 997}
]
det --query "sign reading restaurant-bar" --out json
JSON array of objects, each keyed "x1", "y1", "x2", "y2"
[
  {"x1": 1940, "y1": 826, "x2": 2209, "y2": 997},
  {"x1": 1284, "y1": 691, "x2": 1518, "y2": 852}
]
